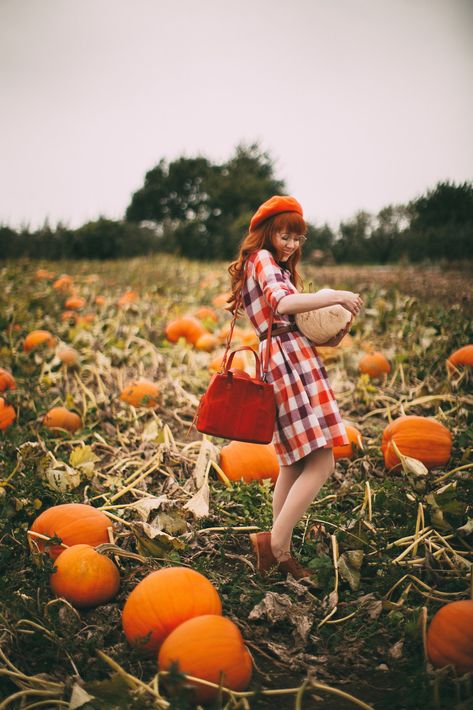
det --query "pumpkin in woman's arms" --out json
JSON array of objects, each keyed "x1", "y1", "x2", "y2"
[
  {"x1": 296, "y1": 305, "x2": 352, "y2": 345},
  {"x1": 381, "y1": 415, "x2": 452, "y2": 470},
  {"x1": 426, "y1": 600, "x2": 473, "y2": 673},
  {"x1": 50, "y1": 544, "x2": 120, "y2": 608},
  {"x1": 158, "y1": 615, "x2": 253, "y2": 704}
]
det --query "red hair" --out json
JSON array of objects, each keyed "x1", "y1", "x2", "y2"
[{"x1": 227, "y1": 212, "x2": 306, "y2": 314}]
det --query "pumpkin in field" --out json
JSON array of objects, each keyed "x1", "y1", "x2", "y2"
[
  {"x1": 195, "y1": 306, "x2": 218, "y2": 323},
  {"x1": 0, "y1": 398, "x2": 16, "y2": 430},
  {"x1": 212, "y1": 292, "x2": 231, "y2": 309},
  {"x1": 447, "y1": 345, "x2": 473, "y2": 372},
  {"x1": 217, "y1": 323, "x2": 245, "y2": 343},
  {"x1": 209, "y1": 352, "x2": 245, "y2": 373},
  {"x1": 56, "y1": 346, "x2": 79, "y2": 366},
  {"x1": 23, "y1": 330, "x2": 56, "y2": 352},
  {"x1": 43, "y1": 406, "x2": 82, "y2": 433},
  {"x1": 358, "y1": 351, "x2": 391, "y2": 379},
  {"x1": 219, "y1": 441, "x2": 279, "y2": 483},
  {"x1": 165, "y1": 316, "x2": 208, "y2": 346},
  {"x1": 50, "y1": 544, "x2": 120, "y2": 608},
  {"x1": 296, "y1": 305, "x2": 352, "y2": 345},
  {"x1": 64, "y1": 296, "x2": 85, "y2": 310},
  {"x1": 0, "y1": 368, "x2": 16, "y2": 392},
  {"x1": 426, "y1": 600, "x2": 473, "y2": 674},
  {"x1": 117, "y1": 290, "x2": 139, "y2": 307},
  {"x1": 35, "y1": 268, "x2": 55, "y2": 280},
  {"x1": 381, "y1": 415, "x2": 452, "y2": 470},
  {"x1": 122, "y1": 567, "x2": 222, "y2": 654},
  {"x1": 333, "y1": 424, "x2": 363, "y2": 460},
  {"x1": 30, "y1": 503, "x2": 111, "y2": 559},
  {"x1": 119, "y1": 379, "x2": 159, "y2": 408},
  {"x1": 195, "y1": 333, "x2": 219, "y2": 352},
  {"x1": 61, "y1": 310, "x2": 78, "y2": 322},
  {"x1": 240, "y1": 329, "x2": 259, "y2": 351},
  {"x1": 53, "y1": 274, "x2": 74, "y2": 291},
  {"x1": 158, "y1": 615, "x2": 253, "y2": 704},
  {"x1": 95, "y1": 295, "x2": 106, "y2": 306}
]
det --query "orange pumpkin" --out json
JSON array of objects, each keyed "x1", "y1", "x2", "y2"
[
  {"x1": 56, "y1": 346, "x2": 79, "y2": 366},
  {"x1": 0, "y1": 397, "x2": 16, "y2": 430},
  {"x1": 95, "y1": 295, "x2": 106, "y2": 305},
  {"x1": 50, "y1": 544, "x2": 120, "y2": 608},
  {"x1": 53, "y1": 274, "x2": 74, "y2": 292},
  {"x1": 117, "y1": 290, "x2": 139, "y2": 306},
  {"x1": 0, "y1": 368, "x2": 16, "y2": 392},
  {"x1": 43, "y1": 406, "x2": 82, "y2": 433},
  {"x1": 426, "y1": 600, "x2": 473, "y2": 674},
  {"x1": 76, "y1": 313, "x2": 95, "y2": 326},
  {"x1": 195, "y1": 306, "x2": 218, "y2": 322},
  {"x1": 381, "y1": 415, "x2": 452, "y2": 470},
  {"x1": 158, "y1": 615, "x2": 253, "y2": 704},
  {"x1": 359, "y1": 351, "x2": 391, "y2": 379},
  {"x1": 212, "y1": 292, "x2": 231, "y2": 308},
  {"x1": 217, "y1": 323, "x2": 245, "y2": 342},
  {"x1": 35, "y1": 268, "x2": 55, "y2": 280},
  {"x1": 165, "y1": 316, "x2": 208, "y2": 346},
  {"x1": 122, "y1": 567, "x2": 222, "y2": 654},
  {"x1": 333, "y1": 424, "x2": 363, "y2": 460},
  {"x1": 64, "y1": 296, "x2": 85, "y2": 310},
  {"x1": 195, "y1": 333, "x2": 219, "y2": 352},
  {"x1": 209, "y1": 352, "x2": 245, "y2": 373},
  {"x1": 61, "y1": 310, "x2": 78, "y2": 322},
  {"x1": 447, "y1": 344, "x2": 473, "y2": 372},
  {"x1": 30, "y1": 503, "x2": 111, "y2": 559},
  {"x1": 219, "y1": 441, "x2": 279, "y2": 483},
  {"x1": 119, "y1": 379, "x2": 159, "y2": 408},
  {"x1": 23, "y1": 330, "x2": 56, "y2": 352},
  {"x1": 240, "y1": 330, "x2": 259, "y2": 351}
]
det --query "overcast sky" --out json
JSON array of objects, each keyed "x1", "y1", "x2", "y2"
[{"x1": 1, "y1": 0, "x2": 472, "y2": 232}]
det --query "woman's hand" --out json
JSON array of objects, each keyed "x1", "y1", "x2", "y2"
[{"x1": 335, "y1": 290, "x2": 363, "y2": 316}]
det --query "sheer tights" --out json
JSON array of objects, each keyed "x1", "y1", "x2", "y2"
[{"x1": 271, "y1": 447, "x2": 335, "y2": 562}]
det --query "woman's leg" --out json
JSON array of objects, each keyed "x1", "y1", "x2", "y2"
[
  {"x1": 271, "y1": 447, "x2": 335, "y2": 561},
  {"x1": 272, "y1": 460, "x2": 305, "y2": 523}
]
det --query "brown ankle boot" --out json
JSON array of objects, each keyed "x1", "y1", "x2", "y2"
[
  {"x1": 249, "y1": 532, "x2": 278, "y2": 574},
  {"x1": 277, "y1": 555, "x2": 312, "y2": 580}
]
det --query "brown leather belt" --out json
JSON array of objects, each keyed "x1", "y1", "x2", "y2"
[{"x1": 259, "y1": 323, "x2": 298, "y2": 342}]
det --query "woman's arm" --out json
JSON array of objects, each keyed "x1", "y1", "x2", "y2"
[{"x1": 277, "y1": 289, "x2": 363, "y2": 316}]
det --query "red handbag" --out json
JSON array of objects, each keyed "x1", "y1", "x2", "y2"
[{"x1": 193, "y1": 269, "x2": 277, "y2": 444}]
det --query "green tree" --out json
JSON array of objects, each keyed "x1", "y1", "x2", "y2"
[{"x1": 125, "y1": 143, "x2": 284, "y2": 260}]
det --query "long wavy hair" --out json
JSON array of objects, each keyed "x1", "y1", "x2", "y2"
[{"x1": 227, "y1": 211, "x2": 307, "y2": 315}]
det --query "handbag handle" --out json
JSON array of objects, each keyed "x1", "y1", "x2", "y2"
[
  {"x1": 224, "y1": 346, "x2": 263, "y2": 381},
  {"x1": 221, "y1": 258, "x2": 274, "y2": 381}
]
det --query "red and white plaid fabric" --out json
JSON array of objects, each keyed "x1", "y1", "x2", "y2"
[{"x1": 242, "y1": 249, "x2": 349, "y2": 465}]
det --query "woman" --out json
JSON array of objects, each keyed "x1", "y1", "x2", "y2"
[{"x1": 228, "y1": 195, "x2": 363, "y2": 580}]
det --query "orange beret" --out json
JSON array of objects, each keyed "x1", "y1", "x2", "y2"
[{"x1": 250, "y1": 195, "x2": 303, "y2": 232}]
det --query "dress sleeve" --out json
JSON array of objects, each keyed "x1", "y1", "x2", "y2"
[{"x1": 252, "y1": 250, "x2": 293, "y2": 312}]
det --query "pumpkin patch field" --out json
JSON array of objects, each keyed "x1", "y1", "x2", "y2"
[{"x1": 0, "y1": 256, "x2": 472, "y2": 709}]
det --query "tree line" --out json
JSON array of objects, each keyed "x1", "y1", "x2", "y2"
[{"x1": 1, "y1": 143, "x2": 472, "y2": 263}]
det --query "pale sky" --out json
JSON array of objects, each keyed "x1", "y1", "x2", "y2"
[{"x1": 1, "y1": 0, "x2": 472, "y2": 232}]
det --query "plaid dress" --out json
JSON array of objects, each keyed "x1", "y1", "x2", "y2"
[{"x1": 242, "y1": 249, "x2": 349, "y2": 465}]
